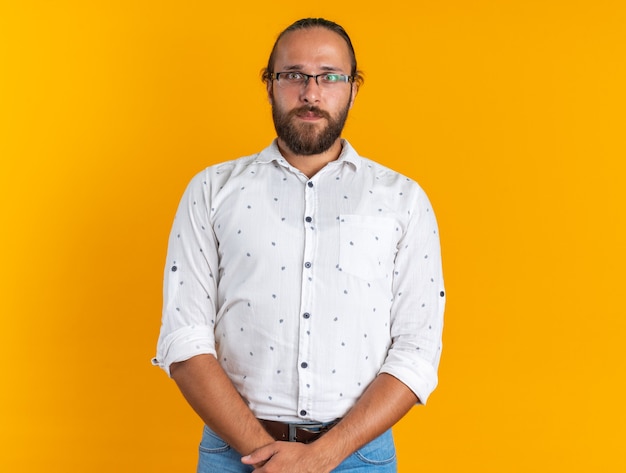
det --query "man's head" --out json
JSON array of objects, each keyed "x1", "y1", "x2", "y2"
[
  {"x1": 262, "y1": 18, "x2": 364, "y2": 88},
  {"x1": 262, "y1": 18, "x2": 364, "y2": 157}
]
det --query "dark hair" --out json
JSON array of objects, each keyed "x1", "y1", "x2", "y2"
[{"x1": 261, "y1": 18, "x2": 364, "y2": 88}]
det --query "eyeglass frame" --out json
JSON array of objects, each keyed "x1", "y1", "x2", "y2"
[{"x1": 269, "y1": 71, "x2": 355, "y2": 87}]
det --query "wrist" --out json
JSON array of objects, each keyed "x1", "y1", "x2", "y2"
[{"x1": 310, "y1": 429, "x2": 352, "y2": 470}]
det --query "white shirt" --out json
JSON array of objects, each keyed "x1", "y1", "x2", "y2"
[{"x1": 153, "y1": 140, "x2": 445, "y2": 423}]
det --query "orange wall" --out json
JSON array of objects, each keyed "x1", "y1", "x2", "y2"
[{"x1": 1, "y1": 1, "x2": 625, "y2": 471}]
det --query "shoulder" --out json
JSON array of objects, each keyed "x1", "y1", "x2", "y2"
[
  {"x1": 206, "y1": 153, "x2": 260, "y2": 181},
  {"x1": 348, "y1": 146, "x2": 435, "y2": 217},
  {"x1": 359, "y1": 155, "x2": 426, "y2": 197},
  {"x1": 344, "y1": 141, "x2": 416, "y2": 187},
  {"x1": 184, "y1": 152, "x2": 264, "y2": 194}
]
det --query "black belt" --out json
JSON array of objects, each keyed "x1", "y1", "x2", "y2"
[{"x1": 259, "y1": 419, "x2": 340, "y2": 443}]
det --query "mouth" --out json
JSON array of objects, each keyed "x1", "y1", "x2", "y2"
[
  {"x1": 293, "y1": 107, "x2": 329, "y2": 121},
  {"x1": 297, "y1": 112, "x2": 323, "y2": 121}
]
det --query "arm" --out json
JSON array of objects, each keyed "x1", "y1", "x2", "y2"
[
  {"x1": 242, "y1": 373, "x2": 417, "y2": 472},
  {"x1": 156, "y1": 173, "x2": 274, "y2": 454},
  {"x1": 171, "y1": 354, "x2": 275, "y2": 456}
]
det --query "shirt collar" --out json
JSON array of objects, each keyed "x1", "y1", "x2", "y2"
[{"x1": 254, "y1": 139, "x2": 361, "y2": 172}]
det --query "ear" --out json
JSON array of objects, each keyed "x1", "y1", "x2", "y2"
[
  {"x1": 348, "y1": 83, "x2": 358, "y2": 109},
  {"x1": 266, "y1": 81, "x2": 274, "y2": 105}
]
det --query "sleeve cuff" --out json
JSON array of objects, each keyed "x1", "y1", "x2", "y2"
[
  {"x1": 379, "y1": 353, "x2": 439, "y2": 405},
  {"x1": 152, "y1": 325, "x2": 216, "y2": 377}
]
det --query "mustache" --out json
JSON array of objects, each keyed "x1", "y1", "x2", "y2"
[{"x1": 289, "y1": 105, "x2": 331, "y2": 120}]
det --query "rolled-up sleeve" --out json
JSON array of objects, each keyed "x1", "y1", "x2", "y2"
[
  {"x1": 152, "y1": 171, "x2": 219, "y2": 377},
  {"x1": 379, "y1": 184, "x2": 445, "y2": 404}
]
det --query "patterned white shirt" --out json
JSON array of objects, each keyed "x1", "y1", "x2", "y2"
[{"x1": 153, "y1": 139, "x2": 445, "y2": 423}]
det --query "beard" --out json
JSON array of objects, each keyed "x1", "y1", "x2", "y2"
[{"x1": 272, "y1": 100, "x2": 351, "y2": 156}]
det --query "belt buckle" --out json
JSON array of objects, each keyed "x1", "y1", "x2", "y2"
[
  {"x1": 288, "y1": 422, "x2": 326, "y2": 442},
  {"x1": 288, "y1": 423, "x2": 298, "y2": 442}
]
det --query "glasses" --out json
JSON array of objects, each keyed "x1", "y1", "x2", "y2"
[{"x1": 270, "y1": 72, "x2": 354, "y2": 88}]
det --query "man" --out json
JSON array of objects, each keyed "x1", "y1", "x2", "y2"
[{"x1": 153, "y1": 18, "x2": 445, "y2": 473}]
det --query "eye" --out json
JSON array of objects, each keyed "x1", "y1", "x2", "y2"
[
  {"x1": 321, "y1": 73, "x2": 342, "y2": 83},
  {"x1": 285, "y1": 72, "x2": 305, "y2": 81}
]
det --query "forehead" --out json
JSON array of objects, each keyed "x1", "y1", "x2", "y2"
[{"x1": 273, "y1": 27, "x2": 352, "y2": 71}]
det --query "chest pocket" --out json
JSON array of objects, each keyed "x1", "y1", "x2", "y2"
[{"x1": 339, "y1": 215, "x2": 398, "y2": 281}]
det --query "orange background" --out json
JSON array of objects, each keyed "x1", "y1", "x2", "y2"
[{"x1": 1, "y1": 1, "x2": 625, "y2": 472}]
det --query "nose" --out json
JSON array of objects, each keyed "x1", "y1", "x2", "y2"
[{"x1": 300, "y1": 76, "x2": 321, "y2": 103}]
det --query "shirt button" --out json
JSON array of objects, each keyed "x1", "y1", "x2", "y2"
[
  {"x1": 301, "y1": 362, "x2": 308, "y2": 368},
  {"x1": 304, "y1": 262, "x2": 312, "y2": 268},
  {"x1": 305, "y1": 216, "x2": 312, "y2": 223},
  {"x1": 307, "y1": 182, "x2": 313, "y2": 188},
  {"x1": 300, "y1": 409, "x2": 307, "y2": 416},
  {"x1": 303, "y1": 312, "x2": 310, "y2": 319}
]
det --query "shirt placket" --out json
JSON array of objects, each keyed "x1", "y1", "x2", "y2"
[{"x1": 296, "y1": 178, "x2": 317, "y2": 420}]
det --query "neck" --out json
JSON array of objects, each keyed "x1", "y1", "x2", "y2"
[{"x1": 277, "y1": 138, "x2": 343, "y2": 178}]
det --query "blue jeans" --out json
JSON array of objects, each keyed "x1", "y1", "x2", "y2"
[{"x1": 197, "y1": 425, "x2": 397, "y2": 472}]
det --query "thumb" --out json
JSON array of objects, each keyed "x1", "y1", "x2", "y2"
[{"x1": 241, "y1": 444, "x2": 276, "y2": 465}]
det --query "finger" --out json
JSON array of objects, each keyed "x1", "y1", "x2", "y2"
[{"x1": 241, "y1": 444, "x2": 276, "y2": 465}]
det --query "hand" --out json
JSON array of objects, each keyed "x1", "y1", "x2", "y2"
[{"x1": 241, "y1": 441, "x2": 336, "y2": 473}]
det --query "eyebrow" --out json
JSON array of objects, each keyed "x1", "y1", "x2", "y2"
[{"x1": 282, "y1": 64, "x2": 345, "y2": 73}]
